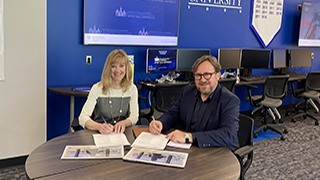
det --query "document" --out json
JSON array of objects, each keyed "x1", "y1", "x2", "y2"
[
  {"x1": 167, "y1": 141, "x2": 192, "y2": 149},
  {"x1": 93, "y1": 133, "x2": 130, "y2": 147},
  {"x1": 123, "y1": 148, "x2": 189, "y2": 168},
  {"x1": 61, "y1": 145, "x2": 124, "y2": 159},
  {"x1": 131, "y1": 132, "x2": 169, "y2": 150}
]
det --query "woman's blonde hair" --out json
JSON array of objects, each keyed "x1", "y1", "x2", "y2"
[{"x1": 99, "y1": 49, "x2": 132, "y2": 94}]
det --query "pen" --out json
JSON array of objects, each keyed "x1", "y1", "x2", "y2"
[
  {"x1": 101, "y1": 116, "x2": 108, "y2": 124},
  {"x1": 152, "y1": 116, "x2": 159, "y2": 129}
]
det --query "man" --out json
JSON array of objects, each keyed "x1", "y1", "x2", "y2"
[{"x1": 149, "y1": 55, "x2": 240, "y2": 151}]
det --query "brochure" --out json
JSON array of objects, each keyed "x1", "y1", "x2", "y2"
[
  {"x1": 123, "y1": 147, "x2": 188, "y2": 168},
  {"x1": 61, "y1": 145, "x2": 124, "y2": 159}
]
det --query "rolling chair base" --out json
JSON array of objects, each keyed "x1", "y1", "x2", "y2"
[
  {"x1": 253, "y1": 124, "x2": 288, "y2": 141},
  {"x1": 292, "y1": 113, "x2": 319, "y2": 125}
]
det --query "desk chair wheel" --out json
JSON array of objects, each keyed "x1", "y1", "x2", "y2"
[
  {"x1": 291, "y1": 119, "x2": 296, "y2": 123},
  {"x1": 280, "y1": 136, "x2": 285, "y2": 141},
  {"x1": 254, "y1": 133, "x2": 258, "y2": 138},
  {"x1": 315, "y1": 121, "x2": 319, "y2": 126},
  {"x1": 272, "y1": 120, "x2": 276, "y2": 124},
  {"x1": 283, "y1": 129, "x2": 288, "y2": 134},
  {"x1": 279, "y1": 118, "x2": 284, "y2": 123}
]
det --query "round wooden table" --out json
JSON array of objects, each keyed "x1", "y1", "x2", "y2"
[{"x1": 25, "y1": 126, "x2": 240, "y2": 180}]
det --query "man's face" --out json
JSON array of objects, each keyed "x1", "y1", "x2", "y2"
[{"x1": 194, "y1": 61, "x2": 221, "y2": 96}]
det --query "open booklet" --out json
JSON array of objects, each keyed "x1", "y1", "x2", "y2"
[
  {"x1": 123, "y1": 147, "x2": 189, "y2": 168},
  {"x1": 93, "y1": 133, "x2": 130, "y2": 147},
  {"x1": 131, "y1": 132, "x2": 169, "y2": 150},
  {"x1": 61, "y1": 145, "x2": 124, "y2": 159}
]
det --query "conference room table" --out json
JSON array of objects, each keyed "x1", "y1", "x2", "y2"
[
  {"x1": 25, "y1": 125, "x2": 241, "y2": 180},
  {"x1": 47, "y1": 86, "x2": 90, "y2": 132}
]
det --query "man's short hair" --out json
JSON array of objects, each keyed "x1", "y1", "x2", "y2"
[{"x1": 192, "y1": 55, "x2": 221, "y2": 73}]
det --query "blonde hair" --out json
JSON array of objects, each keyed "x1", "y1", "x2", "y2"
[{"x1": 99, "y1": 49, "x2": 132, "y2": 94}]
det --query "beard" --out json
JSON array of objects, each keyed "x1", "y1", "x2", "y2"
[{"x1": 197, "y1": 82, "x2": 214, "y2": 96}]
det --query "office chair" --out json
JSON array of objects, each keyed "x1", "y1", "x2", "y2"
[
  {"x1": 219, "y1": 78, "x2": 237, "y2": 93},
  {"x1": 289, "y1": 72, "x2": 320, "y2": 125},
  {"x1": 234, "y1": 114, "x2": 254, "y2": 180},
  {"x1": 140, "y1": 83, "x2": 188, "y2": 124},
  {"x1": 245, "y1": 75, "x2": 289, "y2": 140}
]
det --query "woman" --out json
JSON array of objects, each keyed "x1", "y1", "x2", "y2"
[{"x1": 79, "y1": 49, "x2": 139, "y2": 134}]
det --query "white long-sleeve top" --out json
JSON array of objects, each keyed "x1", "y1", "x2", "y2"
[{"x1": 79, "y1": 83, "x2": 139, "y2": 128}]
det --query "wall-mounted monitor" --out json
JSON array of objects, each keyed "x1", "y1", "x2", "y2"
[
  {"x1": 273, "y1": 49, "x2": 288, "y2": 69},
  {"x1": 298, "y1": 1, "x2": 320, "y2": 47},
  {"x1": 218, "y1": 49, "x2": 241, "y2": 70},
  {"x1": 289, "y1": 49, "x2": 312, "y2": 68},
  {"x1": 176, "y1": 49, "x2": 210, "y2": 72},
  {"x1": 84, "y1": 0, "x2": 180, "y2": 46},
  {"x1": 146, "y1": 49, "x2": 177, "y2": 73},
  {"x1": 240, "y1": 49, "x2": 271, "y2": 69}
]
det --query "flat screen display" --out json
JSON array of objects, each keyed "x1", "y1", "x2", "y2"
[
  {"x1": 290, "y1": 49, "x2": 311, "y2": 67},
  {"x1": 298, "y1": 1, "x2": 320, "y2": 47},
  {"x1": 146, "y1": 49, "x2": 177, "y2": 73},
  {"x1": 273, "y1": 49, "x2": 287, "y2": 69},
  {"x1": 218, "y1": 49, "x2": 241, "y2": 69},
  {"x1": 84, "y1": 0, "x2": 180, "y2": 46},
  {"x1": 240, "y1": 49, "x2": 271, "y2": 69},
  {"x1": 176, "y1": 49, "x2": 210, "y2": 71}
]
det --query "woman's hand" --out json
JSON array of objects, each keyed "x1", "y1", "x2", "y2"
[
  {"x1": 114, "y1": 120, "x2": 127, "y2": 133},
  {"x1": 98, "y1": 123, "x2": 114, "y2": 134}
]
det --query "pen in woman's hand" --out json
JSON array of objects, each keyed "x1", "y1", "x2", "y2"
[{"x1": 102, "y1": 116, "x2": 108, "y2": 124}]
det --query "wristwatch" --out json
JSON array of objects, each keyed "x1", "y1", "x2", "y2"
[{"x1": 185, "y1": 133, "x2": 191, "y2": 143}]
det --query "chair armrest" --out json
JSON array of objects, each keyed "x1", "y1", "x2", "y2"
[
  {"x1": 234, "y1": 145, "x2": 253, "y2": 158},
  {"x1": 243, "y1": 84, "x2": 258, "y2": 89}
]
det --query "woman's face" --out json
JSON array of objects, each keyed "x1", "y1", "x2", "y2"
[{"x1": 110, "y1": 62, "x2": 126, "y2": 83}]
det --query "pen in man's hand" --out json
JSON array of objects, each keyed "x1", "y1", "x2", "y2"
[
  {"x1": 101, "y1": 116, "x2": 108, "y2": 124},
  {"x1": 152, "y1": 116, "x2": 159, "y2": 128}
]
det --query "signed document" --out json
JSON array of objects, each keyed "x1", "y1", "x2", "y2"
[
  {"x1": 131, "y1": 132, "x2": 169, "y2": 150},
  {"x1": 93, "y1": 133, "x2": 130, "y2": 147}
]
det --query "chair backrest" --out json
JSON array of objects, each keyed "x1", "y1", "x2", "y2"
[
  {"x1": 305, "y1": 72, "x2": 320, "y2": 91},
  {"x1": 263, "y1": 75, "x2": 289, "y2": 99},
  {"x1": 238, "y1": 114, "x2": 254, "y2": 148},
  {"x1": 152, "y1": 83, "x2": 188, "y2": 113},
  {"x1": 219, "y1": 78, "x2": 237, "y2": 93}
]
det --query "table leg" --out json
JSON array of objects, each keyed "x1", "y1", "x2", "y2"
[{"x1": 69, "y1": 96, "x2": 75, "y2": 132}]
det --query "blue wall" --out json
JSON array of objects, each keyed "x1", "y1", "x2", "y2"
[{"x1": 47, "y1": 0, "x2": 320, "y2": 139}]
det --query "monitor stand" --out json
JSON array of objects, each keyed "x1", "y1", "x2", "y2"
[
  {"x1": 273, "y1": 67, "x2": 290, "y2": 75},
  {"x1": 240, "y1": 68, "x2": 252, "y2": 77}
]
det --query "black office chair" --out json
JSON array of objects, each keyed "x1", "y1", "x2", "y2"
[
  {"x1": 245, "y1": 75, "x2": 289, "y2": 140},
  {"x1": 219, "y1": 78, "x2": 237, "y2": 93},
  {"x1": 234, "y1": 114, "x2": 254, "y2": 180},
  {"x1": 140, "y1": 83, "x2": 188, "y2": 123},
  {"x1": 289, "y1": 72, "x2": 320, "y2": 125}
]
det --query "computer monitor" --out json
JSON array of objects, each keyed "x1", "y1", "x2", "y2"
[
  {"x1": 176, "y1": 49, "x2": 210, "y2": 71},
  {"x1": 289, "y1": 49, "x2": 312, "y2": 68},
  {"x1": 273, "y1": 49, "x2": 288, "y2": 69},
  {"x1": 240, "y1": 49, "x2": 271, "y2": 76},
  {"x1": 218, "y1": 49, "x2": 241, "y2": 70},
  {"x1": 146, "y1": 49, "x2": 177, "y2": 73}
]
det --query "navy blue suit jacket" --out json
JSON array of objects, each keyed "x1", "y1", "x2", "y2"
[{"x1": 159, "y1": 83, "x2": 240, "y2": 151}]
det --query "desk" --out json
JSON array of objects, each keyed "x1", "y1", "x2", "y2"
[
  {"x1": 48, "y1": 86, "x2": 90, "y2": 132},
  {"x1": 236, "y1": 74, "x2": 307, "y2": 86},
  {"x1": 25, "y1": 126, "x2": 240, "y2": 180}
]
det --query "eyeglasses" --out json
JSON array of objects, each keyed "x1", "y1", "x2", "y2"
[{"x1": 194, "y1": 72, "x2": 215, "y2": 80}]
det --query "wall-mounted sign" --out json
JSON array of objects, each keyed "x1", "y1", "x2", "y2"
[{"x1": 250, "y1": 0, "x2": 284, "y2": 48}]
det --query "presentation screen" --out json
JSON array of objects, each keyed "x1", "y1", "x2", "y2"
[
  {"x1": 146, "y1": 49, "x2": 177, "y2": 73},
  {"x1": 84, "y1": 0, "x2": 180, "y2": 46},
  {"x1": 298, "y1": 1, "x2": 320, "y2": 47}
]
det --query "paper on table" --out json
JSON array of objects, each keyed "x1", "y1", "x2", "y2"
[
  {"x1": 93, "y1": 133, "x2": 130, "y2": 147},
  {"x1": 131, "y1": 132, "x2": 169, "y2": 150},
  {"x1": 167, "y1": 141, "x2": 192, "y2": 149}
]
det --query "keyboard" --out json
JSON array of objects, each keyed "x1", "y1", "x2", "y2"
[{"x1": 240, "y1": 76, "x2": 263, "y2": 82}]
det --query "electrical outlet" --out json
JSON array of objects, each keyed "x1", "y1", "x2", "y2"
[
  {"x1": 86, "y1": 55, "x2": 92, "y2": 65},
  {"x1": 311, "y1": 53, "x2": 314, "y2": 59}
]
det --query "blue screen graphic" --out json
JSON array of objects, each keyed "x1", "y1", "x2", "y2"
[{"x1": 147, "y1": 49, "x2": 177, "y2": 73}]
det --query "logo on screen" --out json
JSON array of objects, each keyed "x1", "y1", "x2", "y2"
[
  {"x1": 188, "y1": 0, "x2": 242, "y2": 13},
  {"x1": 115, "y1": 7, "x2": 127, "y2": 17}
]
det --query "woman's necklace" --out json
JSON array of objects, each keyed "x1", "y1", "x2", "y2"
[{"x1": 108, "y1": 91, "x2": 124, "y2": 124}]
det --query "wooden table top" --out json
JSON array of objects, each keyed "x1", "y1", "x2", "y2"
[
  {"x1": 25, "y1": 126, "x2": 240, "y2": 180},
  {"x1": 47, "y1": 86, "x2": 91, "y2": 97}
]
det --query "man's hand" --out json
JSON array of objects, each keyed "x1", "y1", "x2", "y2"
[
  {"x1": 149, "y1": 120, "x2": 163, "y2": 135},
  {"x1": 166, "y1": 130, "x2": 192, "y2": 143}
]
